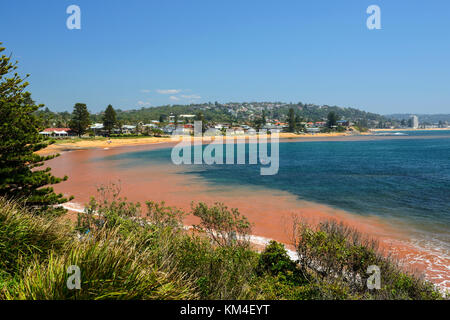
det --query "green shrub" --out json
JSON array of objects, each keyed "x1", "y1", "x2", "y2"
[
  {"x1": 76, "y1": 184, "x2": 143, "y2": 236},
  {"x1": 257, "y1": 241, "x2": 306, "y2": 285},
  {"x1": 145, "y1": 200, "x2": 185, "y2": 229},
  {"x1": 75, "y1": 190, "x2": 261, "y2": 300},
  {"x1": 154, "y1": 230, "x2": 260, "y2": 299},
  {"x1": 191, "y1": 202, "x2": 252, "y2": 248},
  {"x1": 294, "y1": 220, "x2": 443, "y2": 299}
]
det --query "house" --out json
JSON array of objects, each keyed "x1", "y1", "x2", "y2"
[
  {"x1": 171, "y1": 124, "x2": 193, "y2": 136},
  {"x1": 306, "y1": 127, "x2": 320, "y2": 134},
  {"x1": 214, "y1": 124, "x2": 226, "y2": 130},
  {"x1": 89, "y1": 123, "x2": 104, "y2": 136},
  {"x1": 143, "y1": 123, "x2": 158, "y2": 129},
  {"x1": 90, "y1": 123, "x2": 104, "y2": 129},
  {"x1": 121, "y1": 125, "x2": 136, "y2": 134},
  {"x1": 263, "y1": 124, "x2": 280, "y2": 133},
  {"x1": 315, "y1": 121, "x2": 327, "y2": 127},
  {"x1": 337, "y1": 120, "x2": 350, "y2": 127},
  {"x1": 142, "y1": 123, "x2": 158, "y2": 134},
  {"x1": 204, "y1": 128, "x2": 221, "y2": 136},
  {"x1": 183, "y1": 124, "x2": 194, "y2": 135},
  {"x1": 179, "y1": 114, "x2": 196, "y2": 119},
  {"x1": 162, "y1": 124, "x2": 176, "y2": 134},
  {"x1": 39, "y1": 128, "x2": 73, "y2": 138},
  {"x1": 231, "y1": 127, "x2": 245, "y2": 135}
]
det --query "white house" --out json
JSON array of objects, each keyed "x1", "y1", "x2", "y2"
[
  {"x1": 39, "y1": 128, "x2": 72, "y2": 138},
  {"x1": 121, "y1": 125, "x2": 136, "y2": 134},
  {"x1": 306, "y1": 127, "x2": 320, "y2": 134}
]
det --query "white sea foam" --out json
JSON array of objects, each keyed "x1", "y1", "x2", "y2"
[
  {"x1": 374, "y1": 132, "x2": 407, "y2": 136},
  {"x1": 62, "y1": 202, "x2": 85, "y2": 213},
  {"x1": 386, "y1": 235, "x2": 450, "y2": 294}
]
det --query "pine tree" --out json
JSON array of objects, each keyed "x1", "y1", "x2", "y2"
[
  {"x1": 295, "y1": 114, "x2": 305, "y2": 132},
  {"x1": 103, "y1": 104, "x2": 117, "y2": 136},
  {"x1": 69, "y1": 103, "x2": 90, "y2": 136},
  {"x1": 288, "y1": 108, "x2": 296, "y2": 132},
  {"x1": 0, "y1": 43, "x2": 72, "y2": 215},
  {"x1": 327, "y1": 111, "x2": 339, "y2": 128},
  {"x1": 262, "y1": 110, "x2": 267, "y2": 125}
]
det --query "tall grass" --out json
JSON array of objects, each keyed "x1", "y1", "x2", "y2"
[
  {"x1": 4, "y1": 229, "x2": 195, "y2": 300},
  {"x1": 0, "y1": 197, "x2": 71, "y2": 276},
  {"x1": 0, "y1": 192, "x2": 445, "y2": 300},
  {"x1": 0, "y1": 196, "x2": 195, "y2": 300}
]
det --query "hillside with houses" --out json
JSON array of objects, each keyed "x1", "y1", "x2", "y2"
[{"x1": 36, "y1": 102, "x2": 390, "y2": 138}]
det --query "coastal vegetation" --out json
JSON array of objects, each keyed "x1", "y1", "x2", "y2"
[{"x1": 0, "y1": 192, "x2": 444, "y2": 300}]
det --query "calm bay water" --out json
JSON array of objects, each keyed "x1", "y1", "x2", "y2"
[{"x1": 103, "y1": 131, "x2": 450, "y2": 257}]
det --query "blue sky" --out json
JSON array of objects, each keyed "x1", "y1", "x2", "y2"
[{"x1": 1, "y1": 0, "x2": 449, "y2": 114}]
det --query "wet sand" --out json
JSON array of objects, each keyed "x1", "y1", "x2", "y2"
[
  {"x1": 37, "y1": 132, "x2": 372, "y2": 156},
  {"x1": 38, "y1": 132, "x2": 450, "y2": 157},
  {"x1": 45, "y1": 140, "x2": 449, "y2": 291}
]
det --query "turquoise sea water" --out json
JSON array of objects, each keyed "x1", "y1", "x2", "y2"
[{"x1": 103, "y1": 131, "x2": 450, "y2": 256}]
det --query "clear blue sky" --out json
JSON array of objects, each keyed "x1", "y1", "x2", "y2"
[{"x1": 1, "y1": 0, "x2": 449, "y2": 114}]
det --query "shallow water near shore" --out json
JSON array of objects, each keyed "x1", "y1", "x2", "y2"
[{"x1": 47, "y1": 132, "x2": 450, "y2": 291}]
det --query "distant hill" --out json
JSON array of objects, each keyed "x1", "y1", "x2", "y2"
[
  {"x1": 270, "y1": 104, "x2": 385, "y2": 123},
  {"x1": 38, "y1": 102, "x2": 387, "y2": 128},
  {"x1": 97, "y1": 102, "x2": 387, "y2": 125},
  {"x1": 386, "y1": 114, "x2": 450, "y2": 124}
]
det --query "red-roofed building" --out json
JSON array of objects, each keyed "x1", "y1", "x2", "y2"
[{"x1": 39, "y1": 128, "x2": 74, "y2": 137}]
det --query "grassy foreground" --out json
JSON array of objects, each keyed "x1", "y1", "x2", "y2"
[{"x1": 0, "y1": 193, "x2": 444, "y2": 300}]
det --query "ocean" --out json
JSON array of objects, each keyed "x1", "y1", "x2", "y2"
[
  {"x1": 61, "y1": 130, "x2": 450, "y2": 289},
  {"x1": 108, "y1": 131, "x2": 450, "y2": 236}
]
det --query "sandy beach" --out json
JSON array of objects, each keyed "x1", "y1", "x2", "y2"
[
  {"x1": 39, "y1": 128, "x2": 450, "y2": 157},
  {"x1": 37, "y1": 132, "x2": 365, "y2": 156}
]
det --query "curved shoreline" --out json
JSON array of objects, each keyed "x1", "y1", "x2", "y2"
[
  {"x1": 44, "y1": 142, "x2": 450, "y2": 292},
  {"x1": 37, "y1": 131, "x2": 450, "y2": 157},
  {"x1": 36, "y1": 132, "x2": 367, "y2": 155}
]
